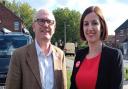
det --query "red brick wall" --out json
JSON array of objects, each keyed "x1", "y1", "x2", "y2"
[{"x1": 0, "y1": 3, "x2": 23, "y2": 32}]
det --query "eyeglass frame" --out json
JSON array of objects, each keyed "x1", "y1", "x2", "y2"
[{"x1": 35, "y1": 18, "x2": 55, "y2": 26}]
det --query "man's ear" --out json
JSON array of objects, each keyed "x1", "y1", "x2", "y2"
[
  {"x1": 32, "y1": 23, "x2": 35, "y2": 32},
  {"x1": 54, "y1": 23, "x2": 56, "y2": 30},
  {"x1": 53, "y1": 24, "x2": 56, "y2": 34}
]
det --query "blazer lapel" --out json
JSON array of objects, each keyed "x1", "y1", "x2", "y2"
[
  {"x1": 52, "y1": 45, "x2": 62, "y2": 88},
  {"x1": 52, "y1": 46, "x2": 62, "y2": 70},
  {"x1": 26, "y1": 42, "x2": 42, "y2": 88}
]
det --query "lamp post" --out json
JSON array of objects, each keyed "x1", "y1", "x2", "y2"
[{"x1": 64, "y1": 22, "x2": 70, "y2": 46}]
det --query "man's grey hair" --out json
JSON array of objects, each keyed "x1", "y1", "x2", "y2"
[{"x1": 33, "y1": 9, "x2": 56, "y2": 23}]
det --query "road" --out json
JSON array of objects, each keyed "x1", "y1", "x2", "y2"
[
  {"x1": 124, "y1": 80, "x2": 128, "y2": 89},
  {"x1": 66, "y1": 56, "x2": 128, "y2": 89}
]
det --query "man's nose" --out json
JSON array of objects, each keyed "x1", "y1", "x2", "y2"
[{"x1": 43, "y1": 21, "x2": 49, "y2": 27}]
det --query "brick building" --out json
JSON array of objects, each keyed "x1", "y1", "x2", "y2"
[
  {"x1": 115, "y1": 19, "x2": 128, "y2": 46},
  {"x1": 0, "y1": 3, "x2": 23, "y2": 32},
  {"x1": 115, "y1": 19, "x2": 128, "y2": 59}
]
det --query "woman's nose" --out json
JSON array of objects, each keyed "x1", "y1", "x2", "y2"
[{"x1": 88, "y1": 24, "x2": 93, "y2": 30}]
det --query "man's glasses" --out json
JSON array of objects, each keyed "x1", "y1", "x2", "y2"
[{"x1": 35, "y1": 18, "x2": 54, "y2": 26}]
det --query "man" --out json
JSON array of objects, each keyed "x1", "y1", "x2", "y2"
[{"x1": 6, "y1": 9, "x2": 67, "y2": 89}]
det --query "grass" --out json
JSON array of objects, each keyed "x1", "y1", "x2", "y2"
[
  {"x1": 124, "y1": 67, "x2": 128, "y2": 80},
  {"x1": 67, "y1": 70, "x2": 72, "y2": 89}
]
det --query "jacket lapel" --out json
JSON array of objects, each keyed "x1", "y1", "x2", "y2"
[
  {"x1": 52, "y1": 45, "x2": 62, "y2": 88},
  {"x1": 52, "y1": 46, "x2": 62, "y2": 70},
  {"x1": 26, "y1": 42, "x2": 42, "y2": 88}
]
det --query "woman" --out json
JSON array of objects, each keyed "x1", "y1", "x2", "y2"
[{"x1": 70, "y1": 6, "x2": 123, "y2": 89}]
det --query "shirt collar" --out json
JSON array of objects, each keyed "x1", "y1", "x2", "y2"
[{"x1": 35, "y1": 40, "x2": 53, "y2": 56}]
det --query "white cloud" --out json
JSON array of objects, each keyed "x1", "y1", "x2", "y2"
[{"x1": 100, "y1": 2, "x2": 128, "y2": 35}]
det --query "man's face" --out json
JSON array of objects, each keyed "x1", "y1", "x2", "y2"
[{"x1": 33, "y1": 10, "x2": 56, "y2": 42}]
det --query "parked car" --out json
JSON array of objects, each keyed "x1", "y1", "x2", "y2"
[
  {"x1": 0, "y1": 32, "x2": 32, "y2": 85},
  {"x1": 64, "y1": 42, "x2": 75, "y2": 56}
]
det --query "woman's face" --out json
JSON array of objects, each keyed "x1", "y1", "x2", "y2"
[{"x1": 83, "y1": 12, "x2": 101, "y2": 43}]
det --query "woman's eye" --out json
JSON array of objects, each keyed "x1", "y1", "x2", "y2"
[
  {"x1": 83, "y1": 22, "x2": 89, "y2": 26},
  {"x1": 92, "y1": 22, "x2": 99, "y2": 25},
  {"x1": 92, "y1": 20, "x2": 100, "y2": 25}
]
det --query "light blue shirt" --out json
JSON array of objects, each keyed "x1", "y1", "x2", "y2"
[{"x1": 35, "y1": 40, "x2": 54, "y2": 89}]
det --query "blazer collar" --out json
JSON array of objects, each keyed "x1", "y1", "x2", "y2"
[{"x1": 51, "y1": 45, "x2": 64, "y2": 89}]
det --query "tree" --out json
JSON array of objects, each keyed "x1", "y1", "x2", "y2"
[
  {"x1": 18, "y1": 3, "x2": 36, "y2": 37},
  {"x1": 53, "y1": 8, "x2": 81, "y2": 45},
  {"x1": 4, "y1": 0, "x2": 20, "y2": 15}
]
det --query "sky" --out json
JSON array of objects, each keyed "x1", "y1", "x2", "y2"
[{"x1": 10, "y1": 0, "x2": 128, "y2": 35}]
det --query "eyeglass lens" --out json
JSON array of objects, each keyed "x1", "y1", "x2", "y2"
[{"x1": 36, "y1": 19, "x2": 54, "y2": 25}]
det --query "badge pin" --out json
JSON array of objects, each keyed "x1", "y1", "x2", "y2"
[{"x1": 75, "y1": 61, "x2": 80, "y2": 68}]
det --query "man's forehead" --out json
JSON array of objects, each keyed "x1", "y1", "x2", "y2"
[{"x1": 36, "y1": 9, "x2": 55, "y2": 20}]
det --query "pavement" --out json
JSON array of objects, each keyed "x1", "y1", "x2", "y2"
[
  {"x1": 124, "y1": 85, "x2": 128, "y2": 89},
  {"x1": 65, "y1": 56, "x2": 128, "y2": 89}
]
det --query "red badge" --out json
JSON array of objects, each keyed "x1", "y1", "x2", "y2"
[{"x1": 75, "y1": 61, "x2": 80, "y2": 68}]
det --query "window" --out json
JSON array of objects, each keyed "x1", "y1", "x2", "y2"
[
  {"x1": 127, "y1": 30, "x2": 128, "y2": 36},
  {"x1": 119, "y1": 30, "x2": 124, "y2": 37},
  {"x1": 14, "y1": 21, "x2": 20, "y2": 30}
]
